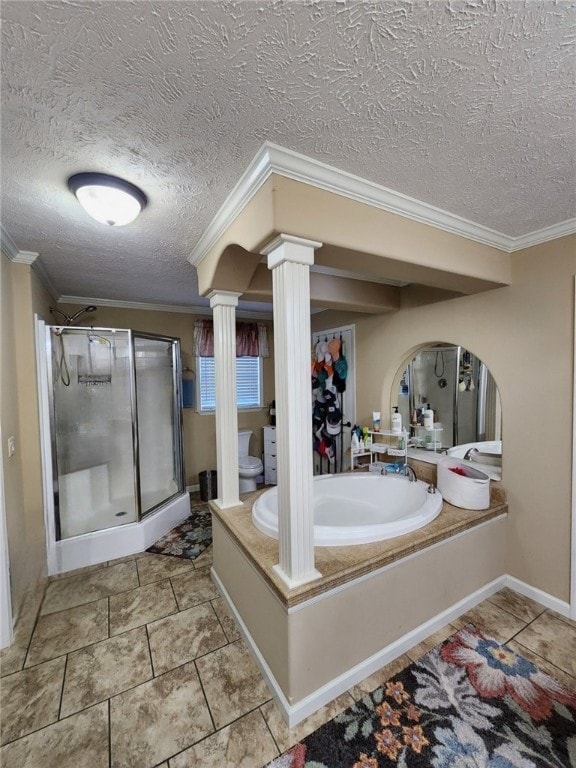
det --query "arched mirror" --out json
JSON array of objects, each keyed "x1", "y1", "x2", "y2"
[{"x1": 394, "y1": 344, "x2": 502, "y2": 475}]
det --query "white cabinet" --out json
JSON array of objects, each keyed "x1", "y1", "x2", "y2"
[{"x1": 263, "y1": 425, "x2": 277, "y2": 485}]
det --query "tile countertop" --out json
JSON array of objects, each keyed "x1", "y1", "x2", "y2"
[{"x1": 210, "y1": 472, "x2": 508, "y2": 610}]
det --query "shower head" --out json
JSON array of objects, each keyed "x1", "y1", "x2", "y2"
[{"x1": 49, "y1": 305, "x2": 98, "y2": 326}]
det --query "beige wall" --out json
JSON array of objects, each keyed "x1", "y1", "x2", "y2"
[
  {"x1": 57, "y1": 305, "x2": 275, "y2": 485},
  {"x1": 1, "y1": 256, "x2": 52, "y2": 620},
  {"x1": 313, "y1": 235, "x2": 576, "y2": 602}
]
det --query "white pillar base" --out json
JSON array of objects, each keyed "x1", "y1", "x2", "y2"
[{"x1": 272, "y1": 563, "x2": 322, "y2": 589}]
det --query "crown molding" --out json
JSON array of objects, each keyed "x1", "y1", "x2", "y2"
[
  {"x1": 506, "y1": 218, "x2": 576, "y2": 252},
  {"x1": 31, "y1": 258, "x2": 60, "y2": 301},
  {"x1": 1, "y1": 225, "x2": 36, "y2": 263},
  {"x1": 189, "y1": 145, "x2": 273, "y2": 266},
  {"x1": 190, "y1": 142, "x2": 575, "y2": 267},
  {"x1": 58, "y1": 295, "x2": 273, "y2": 320},
  {"x1": 1, "y1": 224, "x2": 60, "y2": 299}
]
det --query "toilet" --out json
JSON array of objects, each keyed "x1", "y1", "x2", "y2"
[{"x1": 238, "y1": 430, "x2": 263, "y2": 492}]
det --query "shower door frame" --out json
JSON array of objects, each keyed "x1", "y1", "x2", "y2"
[{"x1": 131, "y1": 331, "x2": 185, "y2": 519}]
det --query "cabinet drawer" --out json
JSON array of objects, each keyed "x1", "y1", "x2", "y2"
[
  {"x1": 264, "y1": 435, "x2": 277, "y2": 448},
  {"x1": 264, "y1": 467, "x2": 277, "y2": 485},
  {"x1": 264, "y1": 454, "x2": 277, "y2": 470},
  {"x1": 263, "y1": 426, "x2": 276, "y2": 439}
]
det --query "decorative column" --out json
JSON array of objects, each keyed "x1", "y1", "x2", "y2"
[
  {"x1": 208, "y1": 290, "x2": 242, "y2": 509},
  {"x1": 263, "y1": 234, "x2": 322, "y2": 588}
]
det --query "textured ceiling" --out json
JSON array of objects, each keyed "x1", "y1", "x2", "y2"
[{"x1": 1, "y1": 0, "x2": 574, "y2": 309}]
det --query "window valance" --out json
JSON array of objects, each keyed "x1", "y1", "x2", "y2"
[{"x1": 193, "y1": 320, "x2": 269, "y2": 358}]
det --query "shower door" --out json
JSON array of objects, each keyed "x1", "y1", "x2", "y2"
[
  {"x1": 133, "y1": 334, "x2": 184, "y2": 517},
  {"x1": 49, "y1": 328, "x2": 138, "y2": 538}
]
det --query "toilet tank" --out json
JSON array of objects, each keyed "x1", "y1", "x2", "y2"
[{"x1": 238, "y1": 430, "x2": 253, "y2": 458}]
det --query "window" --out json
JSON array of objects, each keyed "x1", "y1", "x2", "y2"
[{"x1": 197, "y1": 356, "x2": 263, "y2": 412}]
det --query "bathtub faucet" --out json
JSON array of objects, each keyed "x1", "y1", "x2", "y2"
[
  {"x1": 397, "y1": 464, "x2": 417, "y2": 482},
  {"x1": 380, "y1": 463, "x2": 417, "y2": 481},
  {"x1": 404, "y1": 465, "x2": 417, "y2": 482},
  {"x1": 463, "y1": 447, "x2": 479, "y2": 461}
]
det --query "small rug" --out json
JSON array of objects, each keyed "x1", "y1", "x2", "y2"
[
  {"x1": 146, "y1": 506, "x2": 212, "y2": 560},
  {"x1": 266, "y1": 625, "x2": 576, "y2": 767}
]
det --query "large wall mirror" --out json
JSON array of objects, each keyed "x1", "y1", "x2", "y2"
[{"x1": 394, "y1": 344, "x2": 502, "y2": 474}]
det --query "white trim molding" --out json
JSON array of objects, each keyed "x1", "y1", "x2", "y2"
[
  {"x1": 1, "y1": 225, "x2": 59, "y2": 300},
  {"x1": 189, "y1": 142, "x2": 576, "y2": 267},
  {"x1": 0, "y1": 225, "x2": 22, "y2": 261},
  {"x1": 509, "y1": 219, "x2": 576, "y2": 252}
]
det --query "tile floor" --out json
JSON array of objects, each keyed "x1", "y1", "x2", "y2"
[{"x1": 1, "y1": 536, "x2": 576, "y2": 767}]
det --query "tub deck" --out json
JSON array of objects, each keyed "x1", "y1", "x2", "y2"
[{"x1": 210, "y1": 476, "x2": 507, "y2": 610}]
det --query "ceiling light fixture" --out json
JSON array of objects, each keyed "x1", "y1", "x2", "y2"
[{"x1": 67, "y1": 172, "x2": 147, "y2": 226}]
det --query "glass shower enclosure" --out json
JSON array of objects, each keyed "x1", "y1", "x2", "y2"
[{"x1": 47, "y1": 327, "x2": 184, "y2": 539}]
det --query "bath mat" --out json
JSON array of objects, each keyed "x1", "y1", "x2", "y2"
[
  {"x1": 264, "y1": 625, "x2": 576, "y2": 767},
  {"x1": 146, "y1": 506, "x2": 212, "y2": 560}
]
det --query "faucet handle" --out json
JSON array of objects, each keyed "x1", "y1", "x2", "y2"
[{"x1": 427, "y1": 483, "x2": 436, "y2": 494}]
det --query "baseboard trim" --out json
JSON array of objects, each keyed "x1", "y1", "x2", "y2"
[
  {"x1": 504, "y1": 575, "x2": 571, "y2": 618},
  {"x1": 211, "y1": 568, "x2": 570, "y2": 727},
  {"x1": 186, "y1": 484, "x2": 200, "y2": 494}
]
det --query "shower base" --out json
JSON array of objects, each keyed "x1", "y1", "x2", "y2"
[
  {"x1": 51, "y1": 492, "x2": 190, "y2": 576},
  {"x1": 60, "y1": 485, "x2": 181, "y2": 539}
]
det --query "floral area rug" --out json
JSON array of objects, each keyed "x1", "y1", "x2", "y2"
[
  {"x1": 146, "y1": 506, "x2": 212, "y2": 560},
  {"x1": 266, "y1": 625, "x2": 576, "y2": 768}
]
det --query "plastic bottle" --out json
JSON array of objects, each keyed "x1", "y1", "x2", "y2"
[
  {"x1": 391, "y1": 406, "x2": 402, "y2": 434},
  {"x1": 422, "y1": 404, "x2": 434, "y2": 429},
  {"x1": 351, "y1": 432, "x2": 360, "y2": 454}
]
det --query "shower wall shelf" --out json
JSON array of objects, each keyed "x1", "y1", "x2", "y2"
[
  {"x1": 370, "y1": 429, "x2": 409, "y2": 461},
  {"x1": 349, "y1": 429, "x2": 409, "y2": 470},
  {"x1": 409, "y1": 424, "x2": 443, "y2": 452}
]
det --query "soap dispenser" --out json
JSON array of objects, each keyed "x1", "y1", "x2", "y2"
[
  {"x1": 391, "y1": 406, "x2": 402, "y2": 434},
  {"x1": 422, "y1": 404, "x2": 434, "y2": 429}
]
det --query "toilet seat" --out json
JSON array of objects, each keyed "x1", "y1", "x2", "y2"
[{"x1": 239, "y1": 456, "x2": 263, "y2": 473}]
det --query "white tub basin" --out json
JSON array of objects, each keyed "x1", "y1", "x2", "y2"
[{"x1": 252, "y1": 473, "x2": 443, "y2": 546}]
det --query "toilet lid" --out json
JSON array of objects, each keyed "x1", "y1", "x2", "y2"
[{"x1": 239, "y1": 456, "x2": 263, "y2": 470}]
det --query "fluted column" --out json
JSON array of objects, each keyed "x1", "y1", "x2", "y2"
[
  {"x1": 208, "y1": 290, "x2": 242, "y2": 509},
  {"x1": 263, "y1": 234, "x2": 322, "y2": 588}
]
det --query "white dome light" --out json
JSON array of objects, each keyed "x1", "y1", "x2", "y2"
[{"x1": 68, "y1": 173, "x2": 147, "y2": 226}]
